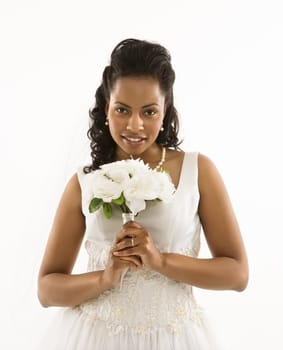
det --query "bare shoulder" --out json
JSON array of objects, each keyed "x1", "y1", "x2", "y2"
[
  {"x1": 38, "y1": 173, "x2": 85, "y2": 277},
  {"x1": 54, "y1": 172, "x2": 85, "y2": 235},
  {"x1": 62, "y1": 173, "x2": 83, "y2": 210},
  {"x1": 198, "y1": 153, "x2": 218, "y2": 174},
  {"x1": 197, "y1": 153, "x2": 225, "y2": 194}
]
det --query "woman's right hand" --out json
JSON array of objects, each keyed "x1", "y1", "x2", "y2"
[{"x1": 102, "y1": 247, "x2": 142, "y2": 287}]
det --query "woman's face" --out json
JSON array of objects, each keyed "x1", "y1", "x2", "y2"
[{"x1": 105, "y1": 76, "x2": 166, "y2": 158}]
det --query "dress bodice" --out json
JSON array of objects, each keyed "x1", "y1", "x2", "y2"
[
  {"x1": 77, "y1": 152, "x2": 201, "y2": 263},
  {"x1": 76, "y1": 152, "x2": 203, "y2": 335}
]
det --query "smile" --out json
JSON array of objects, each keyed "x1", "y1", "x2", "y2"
[{"x1": 122, "y1": 136, "x2": 147, "y2": 144}]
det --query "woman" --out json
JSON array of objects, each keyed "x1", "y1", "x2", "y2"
[{"x1": 37, "y1": 38, "x2": 248, "y2": 349}]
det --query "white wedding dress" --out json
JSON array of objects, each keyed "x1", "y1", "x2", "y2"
[{"x1": 38, "y1": 152, "x2": 221, "y2": 349}]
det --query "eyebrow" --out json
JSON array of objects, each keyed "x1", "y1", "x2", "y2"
[{"x1": 114, "y1": 101, "x2": 159, "y2": 108}]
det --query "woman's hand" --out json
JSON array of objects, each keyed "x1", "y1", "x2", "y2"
[
  {"x1": 102, "y1": 246, "x2": 142, "y2": 288},
  {"x1": 112, "y1": 221, "x2": 163, "y2": 271}
]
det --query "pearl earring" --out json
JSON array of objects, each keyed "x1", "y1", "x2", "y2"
[
  {"x1": 105, "y1": 118, "x2": 109, "y2": 126},
  {"x1": 160, "y1": 125, "x2": 164, "y2": 132}
]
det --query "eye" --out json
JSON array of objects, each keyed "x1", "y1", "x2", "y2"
[
  {"x1": 115, "y1": 107, "x2": 129, "y2": 114},
  {"x1": 143, "y1": 109, "x2": 157, "y2": 117}
]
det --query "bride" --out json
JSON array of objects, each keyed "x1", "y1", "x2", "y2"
[{"x1": 37, "y1": 38, "x2": 249, "y2": 349}]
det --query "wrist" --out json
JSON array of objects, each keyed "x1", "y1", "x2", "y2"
[
  {"x1": 99, "y1": 270, "x2": 114, "y2": 290},
  {"x1": 154, "y1": 252, "x2": 167, "y2": 273}
]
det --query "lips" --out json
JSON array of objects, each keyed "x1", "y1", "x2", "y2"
[{"x1": 122, "y1": 135, "x2": 147, "y2": 143}]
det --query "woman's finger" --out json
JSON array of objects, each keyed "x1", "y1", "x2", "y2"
[
  {"x1": 112, "y1": 254, "x2": 142, "y2": 268},
  {"x1": 112, "y1": 246, "x2": 142, "y2": 257},
  {"x1": 114, "y1": 236, "x2": 139, "y2": 251},
  {"x1": 115, "y1": 222, "x2": 142, "y2": 243}
]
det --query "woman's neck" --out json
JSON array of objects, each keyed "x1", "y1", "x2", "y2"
[{"x1": 116, "y1": 144, "x2": 165, "y2": 166}]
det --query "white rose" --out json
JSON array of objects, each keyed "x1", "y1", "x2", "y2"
[
  {"x1": 125, "y1": 198, "x2": 146, "y2": 215},
  {"x1": 100, "y1": 160, "x2": 127, "y2": 175},
  {"x1": 154, "y1": 171, "x2": 176, "y2": 202},
  {"x1": 101, "y1": 167, "x2": 130, "y2": 187},
  {"x1": 87, "y1": 169, "x2": 123, "y2": 203},
  {"x1": 123, "y1": 170, "x2": 160, "y2": 214},
  {"x1": 123, "y1": 158, "x2": 150, "y2": 177},
  {"x1": 124, "y1": 172, "x2": 159, "y2": 199}
]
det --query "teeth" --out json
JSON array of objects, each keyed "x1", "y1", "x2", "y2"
[{"x1": 126, "y1": 137, "x2": 143, "y2": 142}]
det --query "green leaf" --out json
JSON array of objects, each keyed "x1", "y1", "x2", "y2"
[
  {"x1": 89, "y1": 198, "x2": 103, "y2": 213},
  {"x1": 103, "y1": 202, "x2": 113, "y2": 219},
  {"x1": 112, "y1": 193, "x2": 125, "y2": 205}
]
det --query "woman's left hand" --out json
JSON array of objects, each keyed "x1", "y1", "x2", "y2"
[{"x1": 113, "y1": 221, "x2": 163, "y2": 271}]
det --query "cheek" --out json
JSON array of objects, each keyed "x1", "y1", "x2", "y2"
[
  {"x1": 147, "y1": 122, "x2": 163, "y2": 136},
  {"x1": 108, "y1": 116, "x2": 125, "y2": 133}
]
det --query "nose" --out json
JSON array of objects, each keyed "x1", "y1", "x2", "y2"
[{"x1": 126, "y1": 112, "x2": 144, "y2": 131}]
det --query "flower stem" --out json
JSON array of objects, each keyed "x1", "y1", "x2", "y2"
[{"x1": 120, "y1": 203, "x2": 131, "y2": 213}]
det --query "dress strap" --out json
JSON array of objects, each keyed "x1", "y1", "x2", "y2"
[{"x1": 177, "y1": 152, "x2": 199, "y2": 196}]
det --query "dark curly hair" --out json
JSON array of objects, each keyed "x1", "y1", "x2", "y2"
[{"x1": 84, "y1": 38, "x2": 182, "y2": 173}]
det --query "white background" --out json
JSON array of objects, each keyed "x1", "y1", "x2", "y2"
[{"x1": 1, "y1": 0, "x2": 282, "y2": 349}]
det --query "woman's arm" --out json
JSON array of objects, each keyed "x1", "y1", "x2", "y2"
[
  {"x1": 114, "y1": 154, "x2": 249, "y2": 291},
  {"x1": 38, "y1": 173, "x2": 144, "y2": 307},
  {"x1": 37, "y1": 174, "x2": 113, "y2": 307},
  {"x1": 155, "y1": 154, "x2": 249, "y2": 291}
]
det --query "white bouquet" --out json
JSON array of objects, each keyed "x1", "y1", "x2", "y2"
[{"x1": 88, "y1": 158, "x2": 175, "y2": 218}]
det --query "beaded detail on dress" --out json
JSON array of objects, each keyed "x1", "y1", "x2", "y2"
[
  {"x1": 78, "y1": 239, "x2": 203, "y2": 335},
  {"x1": 76, "y1": 275, "x2": 204, "y2": 335}
]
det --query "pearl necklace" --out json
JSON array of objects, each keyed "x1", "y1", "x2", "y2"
[
  {"x1": 130, "y1": 147, "x2": 166, "y2": 171},
  {"x1": 154, "y1": 147, "x2": 166, "y2": 171}
]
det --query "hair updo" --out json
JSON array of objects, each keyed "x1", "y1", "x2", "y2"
[{"x1": 84, "y1": 38, "x2": 181, "y2": 172}]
